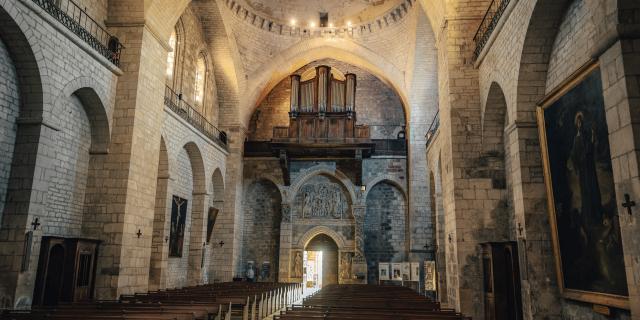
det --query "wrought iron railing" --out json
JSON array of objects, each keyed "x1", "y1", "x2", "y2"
[
  {"x1": 426, "y1": 110, "x2": 440, "y2": 147},
  {"x1": 31, "y1": 0, "x2": 124, "y2": 66},
  {"x1": 472, "y1": 0, "x2": 510, "y2": 61},
  {"x1": 164, "y1": 86, "x2": 228, "y2": 148}
]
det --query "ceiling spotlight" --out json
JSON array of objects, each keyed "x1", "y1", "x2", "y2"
[
  {"x1": 290, "y1": 19, "x2": 296, "y2": 26},
  {"x1": 309, "y1": 22, "x2": 316, "y2": 28},
  {"x1": 329, "y1": 23, "x2": 334, "y2": 28},
  {"x1": 347, "y1": 21, "x2": 352, "y2": 27}
]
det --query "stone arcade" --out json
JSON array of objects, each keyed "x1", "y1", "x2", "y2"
[{"x1": 0, "y1": 0, "x2": 639, "y2": 319}]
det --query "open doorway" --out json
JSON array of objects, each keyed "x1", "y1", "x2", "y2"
[
  {"x1": 303, "y1": 251, "x2": 323, "y2": 290},
  {"x1": 303, "y1": 234, "x2": 338, "y2": 294}
]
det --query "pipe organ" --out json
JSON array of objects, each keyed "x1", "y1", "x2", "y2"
[
  {"x1": 275, "y1": 65, "x2": 369, "y2": 141},
  {"x1": 269, "y1": 66, "x2": 375, "y2": 186}
]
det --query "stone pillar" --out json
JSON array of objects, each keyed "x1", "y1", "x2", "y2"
[
  {"x1": 0, "y1": 122, "x2": 58, "y2": 307},
  {"x1": 278, "y1": 203, "x2": 293, "y2": 282},
  {"x1": 504, "y1": 122, "x2": 561, "y2": 320},
  {"x1": 187, "y1": 192, "x2": 208, "y2": 285},
  {"x1": 599, "y1": 38, "x2": 640, "y2": 319},
  {"x1": 351, "y1": 205, "x2": 367, "y2": 283},
  {"x1": 148, "y1": 174, "x2": 171, "y2": 291},
  {"x1": 85, "y1": 22, "x2": 168, "y2": 299},
  {"x1": 211, "y1": 126, "x2": 245, "y2": 281}
]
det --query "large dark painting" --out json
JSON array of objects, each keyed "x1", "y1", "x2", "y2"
[
  {"x1": 169, "y1": 196, "x2": 188, "y2": 257},
  {"x1": 537, "y1": 64, "x2": 628, "y2": 308}
]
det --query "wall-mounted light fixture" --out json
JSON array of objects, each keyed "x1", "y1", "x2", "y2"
[{"x1": 360, "y1": 185, "x2": 366, "y2": 192}]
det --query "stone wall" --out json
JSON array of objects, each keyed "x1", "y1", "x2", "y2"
[
  {"x1": 0, "y1": 36, "x2": 19, "y2": 223},
  {"x1": 45, "y1": 95, "x2": 92, "y2": 238}
]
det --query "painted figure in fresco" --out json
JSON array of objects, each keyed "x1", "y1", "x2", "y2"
[
  {"x1": 292, "y1": 251, "x2": 303, "y2": 278},
  {"x1": 340, "y1": 253, "x2": 352, "y2": 279}
]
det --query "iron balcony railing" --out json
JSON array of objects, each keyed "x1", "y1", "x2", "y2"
[
  {"x1": 472, "y1": 0, "x2": 510, "y2": 61},
  {"x1": 32, "y1": 0, "x2": 124, "y2": 66},
  {"x1": 426, "y1": 110, "x2": 440, "y2": 147},
  {"x1": 164, "y1": 86, "x2": 228, "y2": 149}
]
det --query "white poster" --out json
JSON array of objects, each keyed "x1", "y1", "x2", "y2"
[
  {"x1": 391, "y1": 263, "x2": 403, "y2": 281},
  {"x1": 401, "y1": 262, "x2": 411, "y2": 281},
  {"x1": 424, "y1": 260, "x2": 436, "y2": 291},
  {"x1": 410, "y1": 262, "x2": 420, "y2": 281},
  {"x1": 378, "y1": 263, "x2": 390, "y2": 281}
]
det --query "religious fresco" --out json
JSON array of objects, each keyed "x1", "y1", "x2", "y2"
[
  {"x1": 169, "y1": 196, "x2": 188, "y2": 257},
  {"x1": 537, "y1": 64, "x2": 628, "y2": 308}
]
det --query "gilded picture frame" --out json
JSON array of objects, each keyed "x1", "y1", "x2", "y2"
[{"x1": 536, "y1": 61, "x2": 629, "y2": 310}]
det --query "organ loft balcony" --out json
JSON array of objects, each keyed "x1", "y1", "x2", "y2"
[{"x1": 244, "y1": 65, "x2": 407, "y2": 185}]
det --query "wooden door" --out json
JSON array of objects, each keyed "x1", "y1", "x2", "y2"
[
  {"x1": 42, "y1": 244, "x2": 66, "y2": 306},
  {"x1": 482, "y1": 242, "x2": 523, "y2": 320},
  {"x1": 73, "y1": 241, "x2": 98, "y2": 302}
]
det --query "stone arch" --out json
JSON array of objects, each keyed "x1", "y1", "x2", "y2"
[
  {"x1": 482, "y1": 82, "x2": 508, "y2": 155},
  {"x1": 364, "y1": 180, "x2": 408, "y2": 283},
  {"x1": 296, "y1": 226, "x2": 347, "y2": 250},
  {"x1": 516, "y1": 0, "x2": 572, "y2": 122},
  {"x1": 242, "y1": 178, "x2": 282, "y2": 281},
  {"x1": 0, "y1": 5, "x2": 44, "y2": 118},
  {"x1": 211, "y1": 168, "x2": 224, "y2": 202},
  {"x1": 288, "y1": 165, "x2": 357, "y2": 205},
  {"x1": 242, "y1": 40, "x2": 410, "y2": 126},
  {"x1": 181, "y1": 141, "x2": 208, "y2": 285},
  {"x1": 149, "y1": 136, "x2": 170, "y2": 290},
  {"x1": 54, "y1": 82, "x2": 112, "y2": 154},
  {"x1": 363, "y1": 176, "x2": 407, "y2": 202}
]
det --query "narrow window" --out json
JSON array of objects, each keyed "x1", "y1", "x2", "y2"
[
  {"x1": 166, "y1": 31, "x2": 177, "y2": 79},
  {"x1": 194, "y1": 55, "x2": 206, "y2": 106}
]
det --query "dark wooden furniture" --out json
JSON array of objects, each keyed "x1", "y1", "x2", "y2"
[
  {"x1": 33, "y1": 237, "x2": 100, "y2": 306},
  {"x1": 482, "y1": 241, "x2": 523, "y2": 320}
]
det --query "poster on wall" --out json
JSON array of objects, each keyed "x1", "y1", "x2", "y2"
[
  {"x1": 424, "y1": 261, "x2": 436, "y2": 291},
  {"x1": 410, "y1": 262, "x2": 420, "y2": 282},
  {"x1": 169, "y1": 196, "x2": 188, "y2": 257},
  {"x1": 537, "y1": 63, "x2": 628, "y2": 309},
  {"x1": 378, "y1": 263, "x2": 390, "y2": 281},
  {"x1": 391, "y1": 263, "x2": 403, "y2": 281},
  {"x1": 401, "y1": 262, "x2": 411, "y2": 281}
]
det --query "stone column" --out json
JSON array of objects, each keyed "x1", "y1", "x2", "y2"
[
  {"x1": 85, "y1": 22, "x2": 168, "y2": 299},
  {"x1": 211, "y1": 126, "x2": 245, "y2": 281},
  {"x1": 187, "y1": 192, "x2": 208, "y2": 285},
  {"x1": 599, "y1": 38, "x2": 640, "y2": 319},
  {"x1": 278, "y1": 203, "x2": 293, "y2": 281},
  {"x1": 0, "y1": 122, "x2": 58, "y2": 307}
]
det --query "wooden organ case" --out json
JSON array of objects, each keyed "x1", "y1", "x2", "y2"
[{"x1": 271, "y1": 66, "x2": 374, "y2": 185}]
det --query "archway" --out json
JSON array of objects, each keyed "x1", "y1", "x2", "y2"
[
  {"x1": 242, "y1": 179, "x2": 282, "y2": 282},
  {"x1": 304, "y1": 234, "x2": 339, "y2": 290},
  {"x1": 364, "y1": 181, "x2": 407, "y2": 284}
]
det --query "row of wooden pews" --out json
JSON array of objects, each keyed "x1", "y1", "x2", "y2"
[
  {"x1": 275, "y1": 285, "x2": 471, "y2": 320},
  {"x1": 1, "y1": 282, "x2": 303, "y2": 320}
]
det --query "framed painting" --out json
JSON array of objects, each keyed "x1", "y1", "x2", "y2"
[
  {"x1": 169, "y1": 196, "x2": 188, "y2": 257},
  {"x1": 537, "y1": 62, "x2": 628, "y2": 309}
]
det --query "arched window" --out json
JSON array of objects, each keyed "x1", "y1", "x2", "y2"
[
  {"x1": 166, "y1": 31, "x2": 177, "y2": 80},
  {"x1": 194, "y1": 54, "x2": 206, "y2": 106}
]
